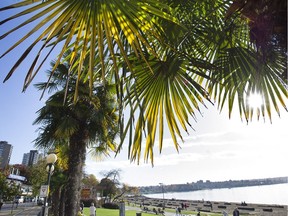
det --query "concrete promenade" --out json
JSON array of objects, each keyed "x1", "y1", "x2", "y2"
[{"x1": 0, "y1": 203, "x2": 42, "y2": 216}]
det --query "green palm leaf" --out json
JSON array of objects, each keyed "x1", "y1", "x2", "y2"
[{"x1": 0, "y1": 0, "x2": 178, "y2": 91}]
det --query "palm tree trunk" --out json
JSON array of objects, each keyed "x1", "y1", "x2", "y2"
[
  {"x1": 57, "y1": 185, "x2": 66, "y2": 216},
  {"x1": 51, "y1": 187, "x2": 61, "y2": 216},
  {"x1": 64, "y1": 132, "x2": 87, "y2": 216}
]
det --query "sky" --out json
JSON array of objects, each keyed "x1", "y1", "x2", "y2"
[{"x1": 1, "y1": 0, "x2": 288, "y2": 187}]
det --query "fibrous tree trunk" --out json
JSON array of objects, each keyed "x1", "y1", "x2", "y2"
[
  {"x1": 51, "y1": 187, "x2": 61, "y2": 216},
  {"x1": 64, "y1": 132, "x2": 87, "y2": 216}
]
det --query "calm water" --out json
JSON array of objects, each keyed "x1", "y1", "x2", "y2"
[{"x1": 146, "y1": 183, "x2": 288, "y2": 205}]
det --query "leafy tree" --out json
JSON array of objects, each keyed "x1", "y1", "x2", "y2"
[
  {"x1": 26, "y1": 159, "x2": 47, "y2": 197},
  {"x1": 97, "y1": 169, "x2": 138, "y2": 202},
  {"x1": 0, "y1": 173, "x2": 21, "y2": 201},
  {"x1": 100, "y1": 169, "x2": 121, "y2": 186},
  {"x1": 0, "y1": 172, "x2": 8, "y2": 200},
  {"x1": 98, "y1": 178, "x2": 118, "y2": 202},
  {"x1": 82, "y1": 174, "x2": 99, "y2": 188},
  {"x1": 33, "y1": 53, "x2": 119, "y2": 215},
  {"x1": 113, "y1": 183, "x2": 139, "y2": 202}
]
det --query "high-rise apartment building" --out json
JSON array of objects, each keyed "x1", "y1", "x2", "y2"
[
  {"x1": 28, "y1": 150, "x2": 39, "y2": 166},
  {"x1": 22, "y1": 153, "x2": 30, "y2": 166},
  {"x1": 0, "y1": 141, "x2": 13, "y2": 170},
  {"x1": 22, "y1": 150, "x2": 42, "y2": 166}
]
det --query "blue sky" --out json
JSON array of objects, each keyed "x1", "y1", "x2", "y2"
[{"x1": 1, "y1": 0, "x2": 288, "y2": 187}]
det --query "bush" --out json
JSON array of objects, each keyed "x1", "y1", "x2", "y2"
[
  {"x1": 80, "y1": 199, "x2": 97, "y2": 207},
  {"x1": 102, "y1": 202, "x2": 119, "y2": 209}
]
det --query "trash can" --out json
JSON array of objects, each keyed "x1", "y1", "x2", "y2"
[{"x1": 136, "y1": 213, "x2": 142, "y2": 216}]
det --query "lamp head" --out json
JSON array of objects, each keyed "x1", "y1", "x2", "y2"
[{"x1": 46, "y1": 153, "x2": 57, "y2": 164}]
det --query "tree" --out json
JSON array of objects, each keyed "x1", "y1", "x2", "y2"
[
  {"x1": 82, "y1": 174, "x2": 99, "y2": 188},
  {"x1": 113, "y1": 183, "x2": 139, "y2": 202},
  {"x1": 0, "y1": 172, "x2": 8, "y2": 200},
  {"x1": 98, "y1": 169, "x2": 138, "y2": 202},
  {"x1": 0, "y1": 2, "x2": 287, "y2": 214},
  {"x1": 33, "y1": 53, "x2": 119, "y2": 215},
  {"x1": 26, "y1": 159, "x2": 48, "y2": 197},
  {"x1": 98, "y1": 178, "x2": 118, "y2": 203},
  {"x1": 1, "y1": 1, "x2": 286, "y2": 167},
  {"x1": 100, "y1": 169, "x2": 121, "y2": 186},
  {"x1": 0, "y1": 172, "x2": 21, "y2": 201},
  {"x1": 27, "y1": 157, "x2": 67, "y2": 216}
]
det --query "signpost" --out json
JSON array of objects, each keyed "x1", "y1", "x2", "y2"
[
  {"x1": 81, "y1": 188, "x2": 91, "y2": 199},
  {"x1": 40, "y1": 185, "x2": 49, "y2": 198}
]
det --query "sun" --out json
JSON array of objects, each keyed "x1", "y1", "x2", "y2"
[{"x1": 248, "y1": 93, "x2": 263, "y2": 109}]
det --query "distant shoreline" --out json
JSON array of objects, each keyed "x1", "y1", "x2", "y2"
[
  {"x1": 139, "y1": 176, "x2": 288, "y2": 195},
  {"x1": 144, "y1": 183, "x2": 288, "y2": 206},
  {"x1": 142, "y1": 182, "x2": 288, "y2": 196}
]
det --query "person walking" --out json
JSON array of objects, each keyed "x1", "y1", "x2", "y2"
[
  {"x1": 178, "y1": 206, "x2": 182, "y2": 216},
  {"x1": 89, "y1": 203, "x2": 96, "y2": 216},
  {"x1": 175, "y1": 206, "x2": 179, "y2": 216},
  {"x1": 80, "y1": 202, "x2": 84, "y2": 213},
  {"x1": 233, "y1": 207, "x2": 240, "y2": 216},
  {"x1": 0, "y1": 199, "x2": 3, "y2": 210}
]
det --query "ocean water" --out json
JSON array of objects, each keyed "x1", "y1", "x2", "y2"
[{"x1": 146, "y1": 183, "x2": 288, "y2": 205}]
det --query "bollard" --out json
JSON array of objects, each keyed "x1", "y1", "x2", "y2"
[{"x1": 119, "y1": 202, "x2": 125, "y2": 216}]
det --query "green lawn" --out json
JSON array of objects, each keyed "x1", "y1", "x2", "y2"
[{"x1": 82, "y1": 208, "x2": 151, "y2": 216}]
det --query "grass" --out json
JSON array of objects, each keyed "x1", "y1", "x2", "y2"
[
  {"x1": 82, "y1": 208, "x2": 151, "y2": 216},
  {"x1": 82, "y1": 207, "x2": 224, "y2": 216}
]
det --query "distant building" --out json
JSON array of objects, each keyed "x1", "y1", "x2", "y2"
[
  {"x1": 22, "y1": 150, "x2": 42, "y2": 166},
  {"x1": 0, "y1": 141, "x2": 13, "y2": 170},
  {"x1": 28, "y1": 150, "x2": 39, "y2": 166},
  {"x1": 22, "y1": 153, "x2": 30, "y2": 166}
]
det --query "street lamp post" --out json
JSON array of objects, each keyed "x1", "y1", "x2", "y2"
[
  {"x1": 42, "y1": 153, "x2": 57, "y2": 216},
  {"x1": 159, "y1": 183, "x2": 165, "y2": 207}
]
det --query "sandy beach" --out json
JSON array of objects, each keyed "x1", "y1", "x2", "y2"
[{"x1": 126, "y1": 195, "x2": 287, "y2": 216}]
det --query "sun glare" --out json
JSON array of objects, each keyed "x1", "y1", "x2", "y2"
[{"x1": 248, "y1": 93, "x2": 263, "y2": 109}]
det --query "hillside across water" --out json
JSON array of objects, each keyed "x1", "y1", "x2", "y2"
[{"x1": 139, "y1": 176, "x2": 288, "y2": 194}]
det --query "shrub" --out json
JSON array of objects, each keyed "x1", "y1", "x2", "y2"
[
  {"x1": 80, "y1": 199, "x2": 97, "y2": 207},
  {"x1": 102, "y1": 202, "x2": 119, "y2": 209}
]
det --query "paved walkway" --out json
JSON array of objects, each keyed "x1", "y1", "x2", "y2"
[{"x1": 0, "y1": 203, "x2": 42, "y2": 216}]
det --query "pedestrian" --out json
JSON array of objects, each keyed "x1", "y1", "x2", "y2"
[
  {"x1": 15, "y1": 199, "x2": 19, "y2": 208},
  {"x1": 222, "y1": 210, "x2": 228, "y2": 216},
  {"x1": 233, "y1": 207, "x2": 240, "y2": 216},
  {"x1": 0, "y1": 199, "x2": 3, "y2": 210},
  {"x1": 89, "y1": 202, "x2": 96, "y2": 216},
  {"x1": 197, "y1": 211, "x2": 201, "y2": 216},
  {"x1": 178, "y1": 206, "x2": 182, "y2": 216},
  {"x1": 80, "y1": 202, "x2": 84, "y2": 213}
]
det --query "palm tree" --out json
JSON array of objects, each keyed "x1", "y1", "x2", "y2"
[
  {"x1": 33, "y1": 54, "x2": 119, "y2": 215},
  {"x1": 1, "y1": 0, "x2": 287, "y2": 167},
  {"x1": 117, "y1": 0, "x2": 287, "y2": 163}
]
